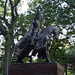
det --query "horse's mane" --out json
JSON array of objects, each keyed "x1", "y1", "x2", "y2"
[{"x1": 40, "y1": 26, "x2": 59, "y2": 35}]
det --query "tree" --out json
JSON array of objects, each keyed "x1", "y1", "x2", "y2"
[{"x1": 0, "y1": 0, "x2": 20, "y2": 75}]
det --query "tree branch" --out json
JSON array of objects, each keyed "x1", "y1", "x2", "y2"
[
  {"x1": 61, "y1": 0, "x2": 75, "y2": 9},
  {"x1": 14, "y1": 7, "x2": 19, "y2": 16},
  {"x1": 13, "y1": 0, "x2": 20, "y2": 17},
  {"x1": 0, "y1": 21, "x2": 7, "y2": 36},
  {"x1": 65, "y1": 1, "x2": 75, "y2": 9},
  {"x1": 0, "y1": 32, "x2": 2, "y2": 35},
  {"x1": 9, "y1": 0, "x2": 13, "y2": 7},
  {"x1": 0, "y1": 0, "x2": 10, "y2": 28},
  {"x1": 13, "y1": 0, "x2": 20, "y2": 8},
  {"x1": 0, "y1": 17, "x2": 10, "y2": 27},
  {"x1": 0, "y1": 17, "x2": 4, "y2": 20},
  {"x1": 9, "y1": 0, "x2": 20, "y2": 23},
  {"x1": 9, "y1": 0, "x2": 15, "y2": 21},
  {"x1": 3, "y1": 0, "x2": 8, "y2": 19}
]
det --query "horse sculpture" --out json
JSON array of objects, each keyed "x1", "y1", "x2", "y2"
[
  {"x1": 12, "y1": 6, "x2": 60, "y2": 63},
  {"x1": 32, "y1": 26, "x2": 60, "y2": 62},
  {"x1": 12, "y1": 26, "x2": 59, "y2": 63}
]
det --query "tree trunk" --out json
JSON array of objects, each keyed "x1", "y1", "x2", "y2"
[
  {"x1": 3, "y1": 34, "x2": 11, "y2": 75},
  {"x1": 65, "y1": 64, "x2": 67, "y2": 75},
  {"x1": 10, "y1": 35, "x2": 15, "y2": 63}
]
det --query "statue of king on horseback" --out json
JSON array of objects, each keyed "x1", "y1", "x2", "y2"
[{"x1": 12, "y1": 5, "x2": 60, "y2": 63}]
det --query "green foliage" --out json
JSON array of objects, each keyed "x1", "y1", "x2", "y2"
[
  {"x1": 0, "y1": 0, "x2": 75, "y2": 74},
  {"x1": 0, "y1": 52, "x2": 4, "y2": 75},
  {"x1": 22, "y1": 57, "x2": 30, "y2": 63},
  {"x1": 33, "y1": 58, "x2": 46, "y2": 63}
]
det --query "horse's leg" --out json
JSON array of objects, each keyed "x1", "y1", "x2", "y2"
[
  {"x1": 12, "y1": 44, "x2": 22, "y2": 63},
  {"x1": 46, "y1": 46, "x2": 51, "y2": 63},
  {"x1": 27, "y1": 56, "x2": 32, "y2": 63}
]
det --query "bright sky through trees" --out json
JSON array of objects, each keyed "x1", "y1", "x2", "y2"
[{"x1": 18, "y1": 0, "x2": 29, "y2": 14}]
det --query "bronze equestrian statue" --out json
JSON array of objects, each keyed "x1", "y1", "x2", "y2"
[
  {"x1": 32, "y1": 26, "x2": 60, "y2": 62},
  {"x1": 12, "y1": 6, "x2": 60, "y2": 63}
]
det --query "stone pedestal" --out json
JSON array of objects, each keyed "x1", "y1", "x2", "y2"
[{"x1": 9, "y1": 63, "x2": 64, "y2": 75}]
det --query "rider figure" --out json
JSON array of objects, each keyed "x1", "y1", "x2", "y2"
[{"x1": 30, "y1": 6, "x2": 41, "y2": 46}]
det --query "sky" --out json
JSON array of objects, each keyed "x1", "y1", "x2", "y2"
[
  {"x1": 18, "y1": 0, "x2": 34, "y2": 14},
  {"x1": 19, "y1": 0, "x2": 67, "y2": 13},
  {"x1": 18, "y1": 0, "x2": 29, "y2": 14}
]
